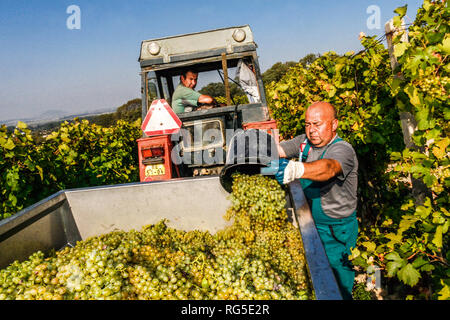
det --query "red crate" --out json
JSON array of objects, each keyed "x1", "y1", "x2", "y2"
[{"x1": 137, "y1": 135, "x2": 173, "y2": 182}]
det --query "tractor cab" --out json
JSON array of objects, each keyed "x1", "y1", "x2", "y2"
[{"x1": 137, "y1": 25, "x2": 276, "y2": 180}]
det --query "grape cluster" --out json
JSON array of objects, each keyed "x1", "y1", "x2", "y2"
[
  {"x1": 0, "y1": 173, "x2": 312, "y2": 300},
  {"x1": 417, "y1": 76, "x2": 449, "y2": 101}
]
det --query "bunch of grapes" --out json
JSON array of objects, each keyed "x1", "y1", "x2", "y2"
[
  {"x1": 0, "y1": 173, "x2": 312, "y2": 300},
  {"x1": 416, "y1": 76, "x2": 449, "y2": 101}
]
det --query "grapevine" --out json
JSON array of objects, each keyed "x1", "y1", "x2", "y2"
[
  {"x1": 266, "y1": 0, "x2": 448, "y2": 300},
  {"x1": 0, "y1": 119, "x2": 141, "y2": 221}
]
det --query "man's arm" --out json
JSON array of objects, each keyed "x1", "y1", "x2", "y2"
[
  {"x1": 271, "y1": 139, "x2": 351, "y2": 184},
  {"x1": 196, "y1": 94, "x2": 220, "y2": 110},
  {"x1": 302, "y1": 159, "x2": 342, "y2": 182},
  {"x1": 278, "y1": 135, "x2": 305, "y2": 159},
  {"x1": 198, "y1": 94, "x2": 214, "y2": 105},
  {"x1": 277, "y1": 144, "x2": 287, "y2": 158}
]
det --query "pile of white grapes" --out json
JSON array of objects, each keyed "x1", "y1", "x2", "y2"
[{"x1": 0, "y1": 173, "x2": 313, "y2": 300}]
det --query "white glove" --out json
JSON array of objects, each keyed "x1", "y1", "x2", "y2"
[{"x1": 283, "y1": 161, "x2": 305, "y2": 184}]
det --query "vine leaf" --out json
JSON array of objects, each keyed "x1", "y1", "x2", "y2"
[
  {"x1": 398, "y1": 263, "x2": 421, "y2": 286},
  {"x1": 17, "y1": 121, "x2": 27, "y2": 129},
  {"x1": 432, "y1": 225, "x2": 443, "y2": 249},
  {"x1": 440, "y1": 37, "x2": 450, "y2": 55},
  {"x1": 438, "y1": 280, "x2": 450, "y2": 300},
  {"x1": 362, "y1": 241, "x2": 376, "y2": 252},
  {"x1": 432, "y1": 137, "x2": 449, "y2": 159},
  {"x1": 385, "y1": 252, "x2": 405, "y2": 277},
  {"x1": 385, "y1": 233, "x2": 403, "y2": 249},
  {"x1": 394, "y1": 5, "x2": 408, "y2": 18},
  {"x1": 3, "y1": 138, "x2": 15, "y2": 150},
  {"x1": 394, "y1": 42, "x2": 409, "y2": 58}
]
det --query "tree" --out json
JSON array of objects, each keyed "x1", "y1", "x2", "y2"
[
  {"x1": 115, "y1": 98, "x2": 141, "y2": 123},
  {"x1": 262, "y1": 54, "x2": 320, "y2": 87},
  {"x1": 199, "y1": 82, "x2": 226, "y2": 97},
  {"x1": 89, "y1": 98, "x2": 142, "y2": 127},
  {"x1": 199, "y1": 81, "x2": 245, "y2": 98},
  {"x1": 299, "y1": 53, "x2": 320, "y2": 67},
  {"x1": 262, "y1": 61, "x2": 297, "y2": 86}
]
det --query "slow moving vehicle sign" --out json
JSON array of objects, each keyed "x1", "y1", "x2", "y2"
[{"x1": 141, "y1": 99, "x2": 182, "y2": 136}]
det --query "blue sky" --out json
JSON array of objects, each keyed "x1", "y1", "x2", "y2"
[{"x1": 0, "y1": 0, "x2": 423, "y2": 121}]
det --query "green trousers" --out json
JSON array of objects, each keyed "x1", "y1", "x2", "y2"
[
  {"x1": 300, "y1": 178, "x2": 358, "y2": 300},
  {"x1": 315, "y1": 219, "x2": 358, "y2": 300},
  {"x1": 299, "y1": 137, "x2": 358, "y2": 300}
]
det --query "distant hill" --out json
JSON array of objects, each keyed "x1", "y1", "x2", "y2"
[
  {"x1": 0, "y1": 107, "x2": 115, "y2": 128},
  {"x1": 22, "y1": 99, "x2": 142, "y2": 135},
  {"x1": 88, "y1": 98, "x2": 141, "y2": 127},
  {"x1": 39, "y1": 109, "x2": 70, "y2": 120}
]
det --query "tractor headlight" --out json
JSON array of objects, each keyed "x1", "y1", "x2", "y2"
[
  {"x1": 232, "y1": 29, "x2": 246, "y2": 42},
  {"x1": 147, "y1": 42, "x2": 161, "y2": 55}
]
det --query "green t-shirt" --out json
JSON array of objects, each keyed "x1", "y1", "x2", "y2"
[{"x1": 171, "y1": 84, "x2": 202, "y2": 114}]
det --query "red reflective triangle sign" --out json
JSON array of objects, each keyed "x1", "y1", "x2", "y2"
[{"x1": 141, "y1": 99, "x2": 182, "y2": 136}]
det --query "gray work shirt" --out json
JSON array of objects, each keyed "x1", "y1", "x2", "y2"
[{"x1": 280, "y1": 134, "x2": 358, "y2": 219}]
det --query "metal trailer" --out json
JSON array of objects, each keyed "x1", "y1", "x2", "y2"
[{"x1": 0, "y1": 177, "x2": 342, "y2": 300}]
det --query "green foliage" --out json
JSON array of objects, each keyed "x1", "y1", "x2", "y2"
[
  {"x1": 199, "y1": 81, "x2": 246, "y2": 99},
  {"x1": 0, "y1": 119, "x2": 142, "y2": 220},
  {"x1": 115, "y1": 99, "x2": 142, "y2": 123},
  {"x1": 352, "y1": 281, "x2": 375, "y2": 300},
  {"x1": 262, "y1": 54, "x2": 319, "y2": 88},
  {"x1": 215, "y1": 95, "x2": 249, "y2": 105},
  {"x1": 267, "y1": 38, "x2": 404, "y2": 226},
  {"x1": 267, "y1": 0, "x2": 448, "y2": 300},
  {"x1": 0, "y1": 122, "x2": 43, "y2": 219},
  {"x1": 90, "y1": 98, "x2": 142, "y2": 127},
  {"x1": 262, "y1": 61, "x2": 298, "y2": 87},
  {"x1": 298, "y1": 53, "x2": 320, "y2": 67},
  {"x1": 199, "y1": 81, "x2": 250, "y2": 105},
  {"x1": 351, "y1": 0, "x2": 449, "y2": 300}
]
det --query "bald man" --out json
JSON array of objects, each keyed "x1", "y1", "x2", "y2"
[{"x1": 262, "y1": 101, "x2": 359, "y2": 300}]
